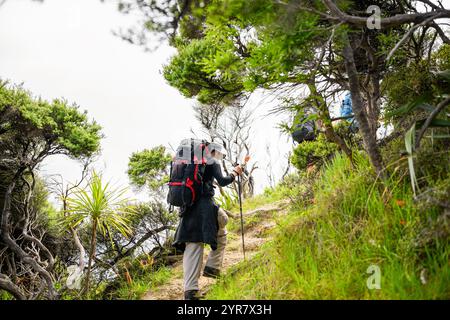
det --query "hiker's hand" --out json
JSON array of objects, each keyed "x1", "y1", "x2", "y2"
[{"x1": 233, "y1": 165, "x2": 243, "y2": 176}]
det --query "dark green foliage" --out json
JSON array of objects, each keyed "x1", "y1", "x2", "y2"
[
  {"x1": 291, "y1": 133, "x2": 339, "y2": 171},
  {"x1": 383, "y1": 45, "x2": 450, "y2": 125},
  {"x1": 0, "y1": 81, "x2": 102, "y2": 159},
  {"x1": 127, "y1": 146, "x2": 172, "y2": 191},
  {"x1": 163, "y1": 34, "x2": 245, "y2": 104},
  {"x1": 162, "y1": 0, "x2": 332, "y2": 103}
]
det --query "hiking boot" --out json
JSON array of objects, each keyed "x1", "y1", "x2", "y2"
[
  {"x1": 184, "y1": 290, "x2": 201, "y2": 300},
  {"x1": 203, "y1": 266, "x2": 220, "y2": 279}
]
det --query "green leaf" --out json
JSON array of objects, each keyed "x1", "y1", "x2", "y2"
[
  {"x1": 436, "y1": 69, "x2": 450, "y2": 81},
  {"x1": 385, "y1": 95, "x2": 430, "y2": 118},
  {"x1": 61, "y1": 171, "x2": 135, "y2": 238},
  {"x1": 422, "y1": 118, "x2": 450, "y2": 128},
  {"x1": 404, "y1": 124, "x2": 419, "y2": 196}
]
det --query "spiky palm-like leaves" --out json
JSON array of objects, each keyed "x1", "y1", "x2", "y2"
[{"x1": 62, "y1": 172, "x2": 135, "y2": 297}]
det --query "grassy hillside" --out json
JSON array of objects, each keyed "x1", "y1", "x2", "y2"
[{"x1": 206, "y1": 151, "x2": 450, "y2": 300}]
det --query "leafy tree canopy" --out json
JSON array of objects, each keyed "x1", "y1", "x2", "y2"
[
  {"x1": 127, "y1": 146, "x2": 172, "y2": 192},
  {"x1": 0, "y1": 81, "x2": 102, "y2": 160}
]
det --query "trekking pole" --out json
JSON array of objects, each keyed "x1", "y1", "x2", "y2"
[{"x1": 237, "y1": 155, "x2": 250, "y2": 260}]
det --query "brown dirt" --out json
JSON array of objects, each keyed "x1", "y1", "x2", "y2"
[{"x1": 141, "y1": 199, "x2": 289, "y2": 300}]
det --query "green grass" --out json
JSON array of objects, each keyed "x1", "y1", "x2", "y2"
[
  {"x1": 0, "y1": 291, "x2": 13, "y2": 300},
  {"x1": 111, "y1": 266, "x2": 173, "y2": 300},
  {"x1": 206, "y1": 152, "x2": 450, "y2": 300},
  {"x1": 223, "y1": 183, "x2": 289, "y2": 234}
]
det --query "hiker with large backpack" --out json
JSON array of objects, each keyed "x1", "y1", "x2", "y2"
[{"x1": 168, "y1": 139, "x2": 243, "y2": 300}]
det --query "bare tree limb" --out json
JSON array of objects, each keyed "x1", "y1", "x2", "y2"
[
  {"x1": 70, "y1": 227, "x2": 86, "y2": 271},
  {"x1": 417, "y1": 0, "x2": 443, "y2": 11},
  {"x1": 112, "y1": 225, "x2": 174, "y2": 264},
  {"x1": 322, "y1": 0, "x2": 450, "y2": 29},
  {"x1": 387, "y1": 13, "x2": 447, "y2": 61},
  {"x1": 429, "y1": 21, "x2": 450, "y2": 44},
  {"x1": 0, "y1": 273, "x2": 26, "y2": 300}
]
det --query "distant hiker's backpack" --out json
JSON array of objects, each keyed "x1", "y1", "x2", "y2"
[
  {"x1": 292, "y1": 119, "x2": 316, "y2": 144},
  {"x1": 340, "y1": 92, "x2": 359, "y2": 132},
  {"x1": 167, "y1": 139, "x2": 210, "y2": 209},
  {"x1": 340, "y1": 92, "x2": 353, "y2": 119}
]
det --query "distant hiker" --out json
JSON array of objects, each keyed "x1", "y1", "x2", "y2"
[
  {"x1": 291, "y1": 107, "x2": 317, "y2": 144},
  {"x1": 340, "y1": 92, "x2": 359, "y2": 131},
  {"x1": 168, "y1": 139, "x2": 242, "y2": 300}
]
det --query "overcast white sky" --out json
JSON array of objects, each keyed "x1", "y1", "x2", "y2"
[{"x1": 0, "y1": 0, "x2": 292, "y2": 203}]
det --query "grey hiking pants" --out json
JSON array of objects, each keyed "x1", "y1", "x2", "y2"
[{"x1": 183, "y1": 208, "x2": 228, "y2": 292}]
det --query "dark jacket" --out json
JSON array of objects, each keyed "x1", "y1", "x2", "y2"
[{"x1": 172, "y1": 160, "x2": 234, "y2": 251}]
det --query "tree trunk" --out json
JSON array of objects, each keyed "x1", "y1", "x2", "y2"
[
  {"x1": 84, "y1": 219, "x2": 97, "y2": 297},
  {"x1": 342, "y1": 37, "x2": 384, "y2": 176},
  {"x1": 71, "y1": 227, "x2": 86, "y2": 271}
]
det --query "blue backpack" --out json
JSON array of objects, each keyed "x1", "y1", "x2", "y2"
[
  {"x1": 340, "y1": 92, "x2": 359, "y2": 131},
  {"x1": 341, "y1": 92, "x2": 354, "y2": 120}
]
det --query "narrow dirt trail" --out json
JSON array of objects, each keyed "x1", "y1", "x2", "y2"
[{"x1": 142, "y1": 200, "x2": 289, "y2": 300}]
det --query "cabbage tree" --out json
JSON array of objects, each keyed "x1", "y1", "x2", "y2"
[{"x1": 63, "y1": 172, "x2": 135, "y2": 297}]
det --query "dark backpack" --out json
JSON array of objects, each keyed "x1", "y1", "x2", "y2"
[
  {"x1": 292, "y1": 119, "x2": 316, "y2": 144},
  {"x1": 167, "y1": 139, "x2": 210, "y2": 208}
]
